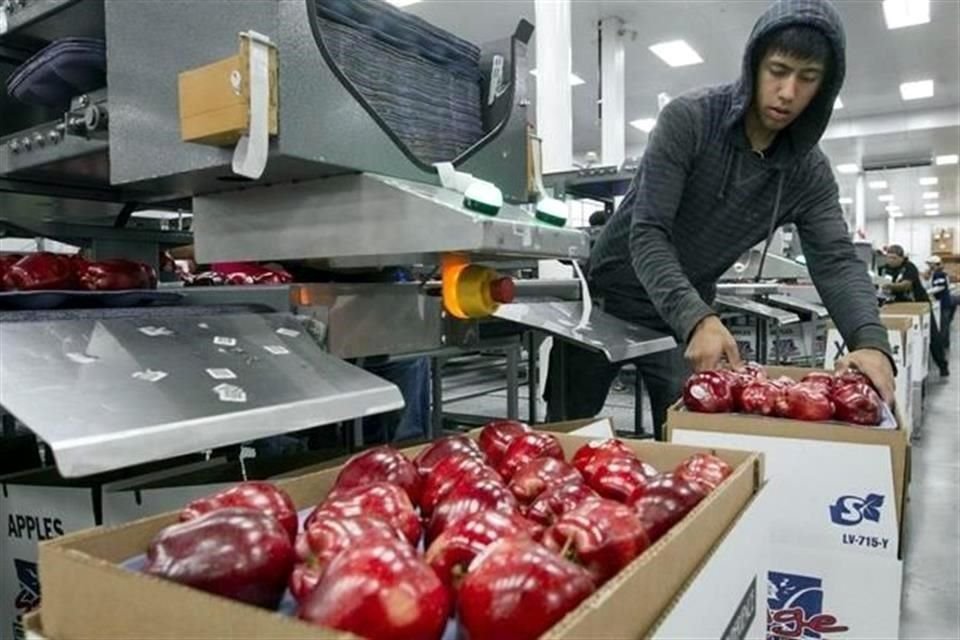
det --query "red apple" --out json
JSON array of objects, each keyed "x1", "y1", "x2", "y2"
[
  {"x1": 801, "y1": 371, "x2": 835, "y2": 395},
  {"x1": 642, "y1": 473, "x2": 709, "y2": 511},
  {"x1": 629, "y1": 473, "x2": 709, "y2": 543},
  {"x1": 289, "y1": 515, "x2": 406, "y2": 603},
  {"x1": 497, "y1": 432, "x2": 565, "y2": 480},
  {"x1": 309, "y1": 482, "x2": 421, "y2": 546},
  {"x1": 542, "y1": 499, "x2": 650, "y2": 585},
  {"x1": 683, "y1": 371, "x2": 735, "y2": 413},
  {"x1": 778, "y1": 383, "x2": 835, "y2": 421},
  {"x1": 334, "y1": 445, "x2": 421, "y2": 505},
  {"x1": 674, "y1": 453, "x2": 733, "y2": 491},
  {"x1": 180, "y1": 481, "x2": 298, "y2": 542},
  {"x1": 631, "y1": 493, "x2": 689, "y2": 543},
  {"x1": 425, "y1": 510, "x2": 542, "y2": 592},
  {"x1": 739, "y1": 379, "x2": 782, "y2": 416},
  {"x1": 458, "y1": 537, "x2": 596, "y2": 640},
  {"x1": 527, "y1": 481, "x2": 601, "y2": 527},
  {"x1": 832, "y1": 382, "x2": 883, "y2": 426},
  {"x1": 571, "y1": 438, "x2": 636, "y2": 475},
  {"x1": 585, "y1": 454, "x2": 657, "y2": 503},
  {"x1": 299, "y1": 538, "x2": 450, "y2": 640},
  {"x1": 427, "y1": 475, "x2": 518, "y2": 544},
  {"x1": 834, "y1": 369, "x2": 873, "y2": 390},
  {"x1": 413, "y1": 435, "x2": 485, "y2": 479},
  {"x1": 478, "y1": 419, "x2": 531, "y2": 467},
  {"x1": 145, "y1": 507, "x2": 294, "y2": 609},
  {"x1": 419, "y1": 453, "x2": 499, "y2": 518},
  {"x1": 581, "y1": 449, "x2": 657, "y2": 488},
  {"x1": 508, "y1": 457, "x2": 582, "y2": 505}
]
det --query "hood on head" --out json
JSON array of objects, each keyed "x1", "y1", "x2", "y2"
[{"x1": 727, "y1": 0, "x2": 846, "y2": 161}]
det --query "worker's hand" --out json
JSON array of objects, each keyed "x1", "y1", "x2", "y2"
[
  {"x1": 836, "y1": 348, "x2": 896, "y2": 406},
  {"x1": 685, "y1": 315, "x2": 743, "y2": 372}
]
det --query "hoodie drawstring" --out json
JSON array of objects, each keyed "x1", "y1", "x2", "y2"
[{"x1": 753, "y1": 171, "x2": 786, "y2": 283}]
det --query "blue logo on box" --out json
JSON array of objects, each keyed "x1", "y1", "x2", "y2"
[
  {"x1": 767, "y1": 571, "x2": 848, "y2": 639},
  {"x1": 829, "y1": 493, "x2": 884, "y2": 526},
  {"x1": 13, "y1": 558, "x2": 39, "y2": 611}
]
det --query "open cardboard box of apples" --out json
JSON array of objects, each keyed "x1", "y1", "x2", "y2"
[
  {"x1": 667, "y1": 365, "x2": 908, "y2": 528},
  {"x1": 34, "y1": 423, "x2": 763, "y2": 640}
]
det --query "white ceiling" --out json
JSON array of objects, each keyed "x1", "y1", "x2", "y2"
[{"x1": 408, "y1": 0, "x2": 960, "y2": 222}]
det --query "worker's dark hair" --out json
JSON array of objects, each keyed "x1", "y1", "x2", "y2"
[
  {"x1": 755, "y1": 25, "x2": 832, "y2": 69},
  {"x1": 588, "y1": 210, "x2": 608, "y2": 227},
  {"x1": 886, "y1": 244, "x2": 905, "y2": 257}
]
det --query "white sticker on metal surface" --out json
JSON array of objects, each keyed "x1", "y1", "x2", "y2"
[
  {"x1": 263, "y1": 345, "x2": 290, "y2": 355},
  {"x1": 215, "y1": 384, "x2": 247, "y2": 403},
  {"x1": 487, "y1": 54, "x2": 505, "y2": 105},
  {"x1": 132, "y1": 369, "x2": 168, "y2": 383},
  {"x1": 139, "y1": 326, "x2": 173, "y2": 337},
  {"x1": 213, "y1": 336, "x2": 237, "y2": 347},
  {"x1": 206, "y1": 368, "x2": 237, "y2": 380},
  {"x1": 65, "y1": 352, "x2": 98, "y2": 364},
  {"x1": 276, "y1": 327, "x2": 300, "y2": 338},
  {"x1": 232, "y1": 31, "x2": 273, "y2": 179}
]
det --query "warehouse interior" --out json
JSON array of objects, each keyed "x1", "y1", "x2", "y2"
[{"x1": 1, "y1": 0, "x2": 958, "y2": 638}]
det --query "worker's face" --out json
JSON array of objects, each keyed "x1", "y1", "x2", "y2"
[
  {"x1": 885, "y1": 253, "x2": 904, "y2": 268},
  {"x1": 753, "y1": 51, "x2": 825, "y2": 131}
]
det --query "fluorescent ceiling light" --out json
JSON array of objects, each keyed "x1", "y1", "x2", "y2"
[
  {"x1": 836, "y1": 163, "x2": 860, "y2": 174},
  {"x1": 386, "y1": 0, "x2": 421, "y2": 6},
  {"x1": 922, "y1": 191, "x2": 939, "y2": 199},
  {"x1": 900, "y1": 79, "x2": 934, "y2": 101},
  {"x1": 924, "y1": 202, "x2": 940, "y2": 210},
  {"x1": 924, "y1": 210, "x2": 940, "y2": 216},
  {"x1": 649, "y1": 40, "x2": 704, "y2": 67},
  {"x1": 878, "y1": 194, "x2": 895, "y2": 202},
  {"x1": 885, "y1": 205, "x2": 901, "y2": 212},
  {"x1": 838, "y1": 197, "x2": 854, "y2": 205},
  {"x1": 529, "y1": 69, "x2": 586, "y2": 86},
  {"x1": 834, "y1": 97, "x2": 844, "y2": 109},
  {"x1": 889, "y1": 211, "x2": 904, "y2": 218},
  {"x1": 868, "y1": 180, "x2": 888, "y2": 189},
  {"x1": 883, "y1": 0, "x2": 930, "y2": 29},
  {"x1": 935, "y1": 154, "x2": 959, "y2": 165},
  {"x1": 629, "y1": 118, "x2": 657, "y2": 133},
  {"x1": 919, "y1": 177, "x2": 939, "y2": 186}
]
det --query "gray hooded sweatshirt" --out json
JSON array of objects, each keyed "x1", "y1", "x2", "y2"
[{"x1": 590, "y1": 0, "x2": 892, "y2": 362}]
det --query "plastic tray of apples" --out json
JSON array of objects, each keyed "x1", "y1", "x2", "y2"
[
  {"x1": 121, "y1": 421, "x2": 736, "y2": 640},
  {"x1": 682, "y1": 363, "x2": 896, "y2": 429}
]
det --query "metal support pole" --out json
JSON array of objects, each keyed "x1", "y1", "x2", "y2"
[
  {"x1": 352, "y1": 418, "x2": 363, "y2": 450},
  {"x1": 430, "y1": 356, "x2": 444, "y2": 438},
  {"x1": 756, "y1": 316, "x2": 768, "y2": 365},
  {"x1": 600, "y1": 16, "x2": 626, "y2": 168},
  {"x1": 527, "y1": 331, "x2": 539, "y2": 424},
  {"x1": 535, "y1": 0, "x2": 573, "y2": 173},
  {"x1": 633, "y1": 365, "x2": 644, "y2": 437},
  {"x1": 506, "y1": 343, "x2": 520, "y2": 420}
]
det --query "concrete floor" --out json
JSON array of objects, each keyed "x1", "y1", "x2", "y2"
[
  {"x1": 445, "y1": 327, "x2": 960, "y2": 637},
  {"x1": 900, "y1": 331, "x2": 960, "y2": 638}
]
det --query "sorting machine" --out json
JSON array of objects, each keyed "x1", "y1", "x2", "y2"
[{"x1": 0, "y1": 0, "x2": 676, "y2": 477}]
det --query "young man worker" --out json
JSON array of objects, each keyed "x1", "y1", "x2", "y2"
[{"x1": 547, "y1": 0, "x2": 896, "y2": 438}]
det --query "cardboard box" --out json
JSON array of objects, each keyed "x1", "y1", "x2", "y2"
[
  {"x1": 881, "y1": 302, "x2": 931, "y2": 381},
  {"x1": 666, "y1": 368, "x2": 908, "y2": 640},
  {"x1": 36, "y1": 431, "x2": 763, "y2": 640},
  {"x1": 667, "y1": 365, "x2": 907, "y2": 533}
]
